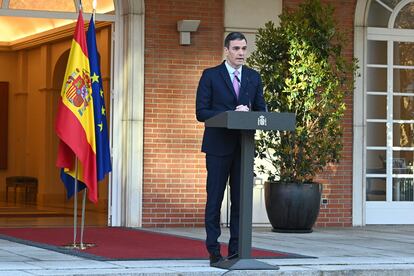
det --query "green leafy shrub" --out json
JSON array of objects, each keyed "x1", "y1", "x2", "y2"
[{"x1": 248, "y1": 0, "x2": 357, "y2": 183}]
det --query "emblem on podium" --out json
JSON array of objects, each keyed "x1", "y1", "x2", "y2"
[{"x1": 257, "y1": 115, "x2": 267, "y2": 127}]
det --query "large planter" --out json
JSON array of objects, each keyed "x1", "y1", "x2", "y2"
[{"x1": 264, "y1": 181, "x2": 322, "y2": 233}]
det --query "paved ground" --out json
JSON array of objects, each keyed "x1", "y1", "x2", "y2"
[{"x1": 0, "y1": 225, "x2": 413, "y2": 275}]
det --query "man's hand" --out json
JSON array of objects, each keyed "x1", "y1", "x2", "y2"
[{"x1": 235, "y1": 105, "x2": 249, "y2": 112}]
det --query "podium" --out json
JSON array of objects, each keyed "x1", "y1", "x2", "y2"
[{"x1": 205, "y1": 111, "x2": 295, "y2": 270}]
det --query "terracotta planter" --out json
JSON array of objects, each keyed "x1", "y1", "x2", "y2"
[{"x1": 264, "y1": 181, "x2": 322, "y2": 233}]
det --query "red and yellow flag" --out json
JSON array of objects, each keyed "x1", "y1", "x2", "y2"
[{"x1": 55, "y1": 11, "x2": 97, "y2": 203}]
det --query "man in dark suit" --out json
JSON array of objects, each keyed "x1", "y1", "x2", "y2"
[{"x1": 196, "y1": 32, "x2": 267, "y2": 266}]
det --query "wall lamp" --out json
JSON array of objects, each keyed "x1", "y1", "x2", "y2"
[{"x1": 177, "y1": 20, "x2": 200, "y2": 45}]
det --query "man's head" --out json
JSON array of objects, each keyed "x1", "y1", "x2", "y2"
[{"x1": 224, "y1": 32, "x2": 247, "y2": 69}]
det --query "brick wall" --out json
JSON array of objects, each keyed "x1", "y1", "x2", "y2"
[
  {"x1": 284, "y1": 0, "x2": 357, "y2": 227},
  {"x1": 143, "y1": 0, "x2": 224, "y2": 227}
]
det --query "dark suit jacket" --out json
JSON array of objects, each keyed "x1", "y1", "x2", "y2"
[{"x1": 196, "y1": 61, "x2": 267, "y2": 156}]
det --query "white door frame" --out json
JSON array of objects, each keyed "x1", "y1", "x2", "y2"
[
  {"x1": 110, "y1": 0, "x2": 145, "y2": 227},
  {"x1": 353, "y1": 0, "x2": 369, "y2": 226}
]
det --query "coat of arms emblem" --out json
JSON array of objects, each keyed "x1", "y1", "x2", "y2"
[
  {"x1": 258, "y1": 115, "x2": 267, "y2": 127},
  {"x1": 64, "y1": 68, "x2": 91, "y2": 107}
]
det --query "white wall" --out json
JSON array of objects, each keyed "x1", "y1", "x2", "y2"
[{"x1": 224, "y1": 0, "x2": 282, "y2": 54}]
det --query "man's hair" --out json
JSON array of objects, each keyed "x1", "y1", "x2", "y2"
[{"x1": 224, "y1": 32, "x2": 247, "y2": 48}]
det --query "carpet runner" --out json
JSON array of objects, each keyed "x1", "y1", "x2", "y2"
[{"x1": 0, "y1": 227, "x2": 309, "y2": 260}]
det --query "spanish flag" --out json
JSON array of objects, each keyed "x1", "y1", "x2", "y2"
[{"x1": 55, "y1": 11, "x2": 98, "y2": 203}]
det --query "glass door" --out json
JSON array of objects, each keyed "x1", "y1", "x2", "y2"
[
  {"x1": 366, "y1": 38, "x2": 414, "y2": 224},
  {"x1": 365, "y1": 0, "x2": 414, "y2": 224}
]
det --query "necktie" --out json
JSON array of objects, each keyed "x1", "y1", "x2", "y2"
[{"x1": 233, "y1": 70, "x2": 240, "y2": 98}]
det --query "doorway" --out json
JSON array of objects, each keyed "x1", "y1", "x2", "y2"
[
  {"x1": 365, "y1": 0, "x2": 414, "y2": 224},
  {"x1": 0, "y1": 1, "x2": 114, "y2": 227}
]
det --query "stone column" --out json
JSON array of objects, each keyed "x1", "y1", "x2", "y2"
[{"x1": 111, "y1": 0, "x2": 145, "y2": 227}]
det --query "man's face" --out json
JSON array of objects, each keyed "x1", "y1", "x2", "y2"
[{"x1": 225, "y1": 39, "x2": 247, "y2": 69}]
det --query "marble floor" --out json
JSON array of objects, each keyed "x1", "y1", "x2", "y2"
[{"x1": 0, "y1": 201, "x2": 107, "y2": 228}]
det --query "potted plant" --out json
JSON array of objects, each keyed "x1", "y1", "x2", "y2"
[{"x1": 247, "y1": 0, "x2": 357, "y2": 232}]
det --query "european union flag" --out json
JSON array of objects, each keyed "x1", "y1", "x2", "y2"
[{"x1": 87, "y1": 15, "x2": 112, "y2": 182}]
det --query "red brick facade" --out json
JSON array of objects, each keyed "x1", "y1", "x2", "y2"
[
  {"x1": 143, "y1": 0, "x2": 224, "y2": 227},
  {"x1": 143, "y1": 0, "x2": 356, "y2": 228}
]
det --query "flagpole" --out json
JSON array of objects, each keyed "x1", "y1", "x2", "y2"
[
  {"x1": 76, "y1": 3, "x2": 83, "y2": 247},
  {"x1": 78, "y1": 1, "x2": 97, "y2": 250},
  {"x1": 93, "y1": 0, "x2": 96, "y2": 22},
  {"x1": 63, "y1": 158, "x2": 81, "y2": 249},
  {"x1": 79, "y1": 188, "x2": 87, "y2": 249},
  {"x1": 69, "y1": 0, "x2": 81, "y2": 249},
  {"x1": 73, "y1": 158, "x2": 79, "y2": 248}
]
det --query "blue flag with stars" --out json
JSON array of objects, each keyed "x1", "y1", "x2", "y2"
[{"x1": 87, "y1": 15, "x2": 112, "y2": 182}]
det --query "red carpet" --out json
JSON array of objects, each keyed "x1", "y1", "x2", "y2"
[{"x1": 0, "y1": 227, "x2": 303, "y2": 260}]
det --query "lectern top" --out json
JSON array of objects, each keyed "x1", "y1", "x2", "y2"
[{"x1": 205, "y1": 111, "x2": 295, "y2": 131}]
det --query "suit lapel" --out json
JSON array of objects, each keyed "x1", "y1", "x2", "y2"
[{"x1": 219, "y1": 62, "x2": 238, "y2": 99}]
